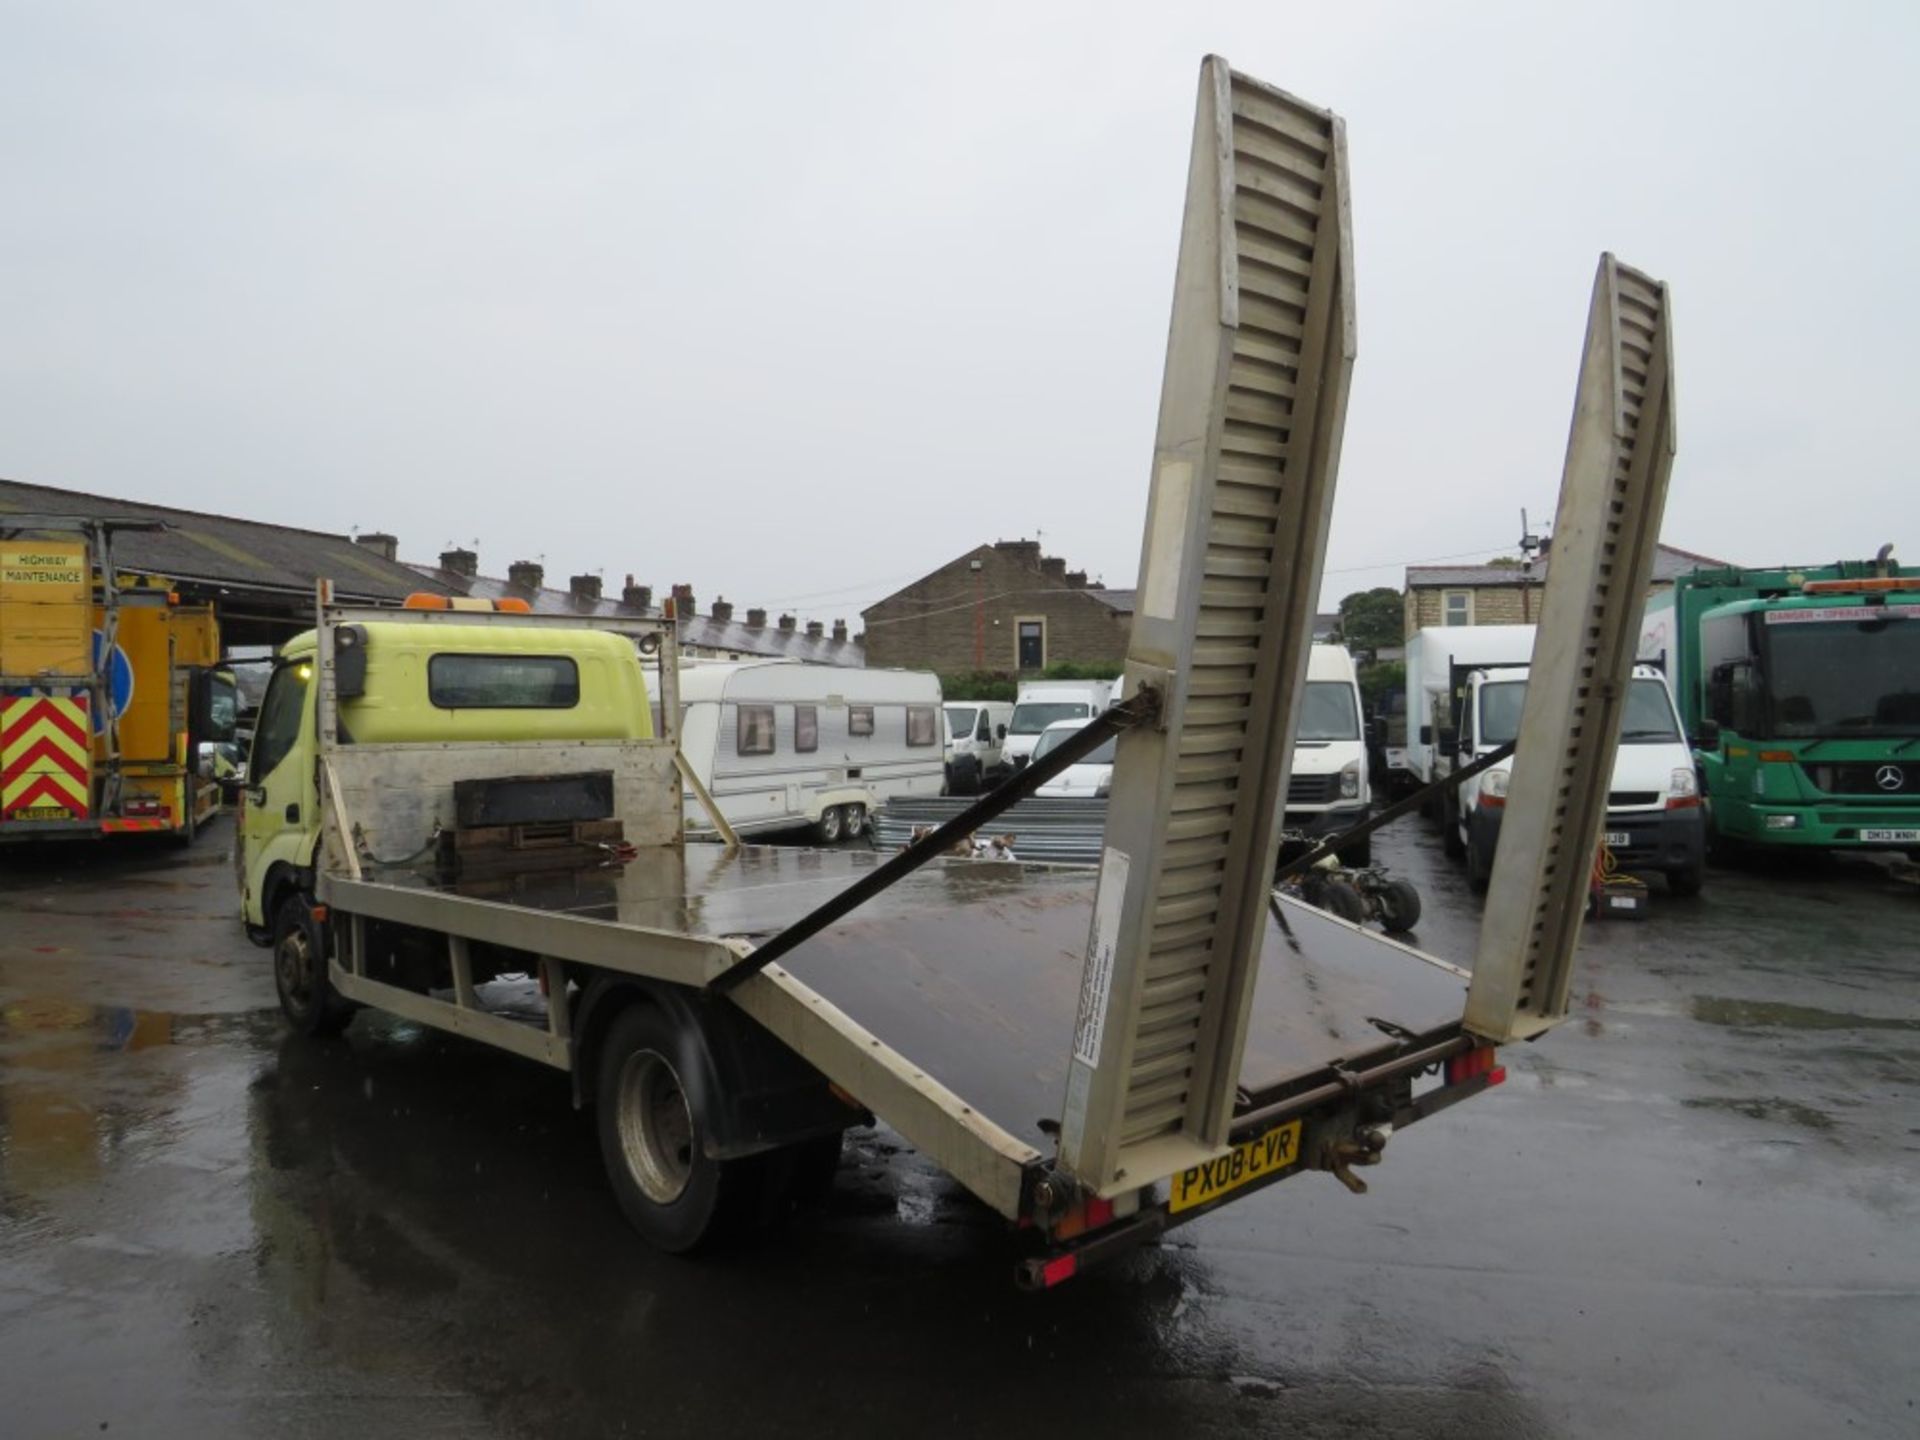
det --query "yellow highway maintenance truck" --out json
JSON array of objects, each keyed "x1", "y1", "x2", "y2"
[{"x1": 0, "y1": 516, "x2": 238, "y2": 845}]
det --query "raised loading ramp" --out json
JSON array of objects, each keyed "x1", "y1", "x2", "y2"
[{"x1": 1057, "y1": 60, "x2": 1358, "y2": 1195}]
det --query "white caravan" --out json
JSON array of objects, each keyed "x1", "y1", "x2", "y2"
[
  {"x1": 677, "y1": 660, "x2": 945, "y2": 842},
  {"x1": 1002, "y1": 678, "x2": 1116, "y2": 770},
  {"x1": 1284, "y1": 645, "x2": 1373, "y2": 862}
]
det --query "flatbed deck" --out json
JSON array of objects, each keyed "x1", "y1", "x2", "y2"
[{"x1": 344, "y1": 843, "x2": 1470, "y2": 1158}]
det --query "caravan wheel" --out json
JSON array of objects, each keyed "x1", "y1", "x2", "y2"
[
  {"x1": 815, "y1": 805, "x2": 845, "y2": 844},
  {"x1": 841, "y1": 804, "x2": 867, "y2": 838}
]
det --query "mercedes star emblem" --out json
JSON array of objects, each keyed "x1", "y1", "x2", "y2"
[{"x1": 1876, "y1": 764, "x2": 1905, "y2": 792}]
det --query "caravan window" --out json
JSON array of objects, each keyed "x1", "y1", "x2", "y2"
[
  {"x1": 906, "y1": 706, "x2": 938, "y2": 747},
  {"x1": 849, "y1": 705, "x2": 874, "y2": 737},
  {"x1": 737, "y1": 705, "x2": 775, "y2": 755},
  {"x1": 794, "y1": 705, "x2": 819, "y2": 753}
]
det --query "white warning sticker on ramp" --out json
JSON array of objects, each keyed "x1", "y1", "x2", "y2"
[{"x1": 1072, "y1": 847, "x2": 1131, "y2": 1067}]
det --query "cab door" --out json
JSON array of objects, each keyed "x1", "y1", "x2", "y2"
[{"x1": 240, "y1": 659, "x2": 316, "y2": 929}]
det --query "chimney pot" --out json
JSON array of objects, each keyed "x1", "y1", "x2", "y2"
[
  {"x1": 1065, "y1": 569, "x2": 1088, "y2": 588},
  {"x1": 623, "y1": 581, "x2": 653, "y2": 610},
  {"x1": 439, "y1": 547, "x2": 478, "y2": 578},
  {"x1": 507, "y1": 560, "x2": 544, "y2": 590},
  {"x1": 711, "y1": 597, "x2": 734, "y2": 623},
  {"x1": 670, "y1": 584, "x2": 695, "y2": 620},
  {"x1": 778, "y1": 613, "x2": 797, "y2": 632},
  {"x1": 1041, "y1": 556, "x2": 1066, "y2": 578},
  {"x1": 569, "y1": 573, "x2": 602, "y2": 603},
  {"x1": 831, "y1": 619, "x2": 848, "y2": 641},
  {"x1": 746, "y1": 607, "x2": 767, "y2": 628},
  {"x1": 355, "y1": 532, "x2": 399, "y2": 562},
  {"x1": 805, "y1": 620, "x2": 824, "y2": 638}
]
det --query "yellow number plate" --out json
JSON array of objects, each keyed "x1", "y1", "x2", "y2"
[{"x1": 1168, "y1": 1120, "x2": 1303, "y2": 1213}]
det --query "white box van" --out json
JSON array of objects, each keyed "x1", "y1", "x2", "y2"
[
  {"x1": 942, "y1": 700, "x2": 1013, "y2": 794},
  {"x1": 1284, "y1": 645, "x2": 1373, "y2": 863},
  {"x1": 1447, "y1": 662, "x2": 1704, "y2": 895},
  {"x1": 1403, "y1": 625, "x2": 1538, "y2": 789},
  {"x1": 677, "y1": 659, "x2": 945, "y2": 843},
  {"x1": 1002, "y1": 679, "x2": 1116, "y2": 771}
]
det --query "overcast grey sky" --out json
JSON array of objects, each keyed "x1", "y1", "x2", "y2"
[{"x1": 4, "y1": 2, "x2": 1916, "y2": 627}]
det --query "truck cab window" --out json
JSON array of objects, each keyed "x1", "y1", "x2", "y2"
[
  {"x1": 251, "y1": 662, "x2": 310, "y2": 780},
  {"x1": 428, "y1": 654, "x2": 579, "y2": 709}
]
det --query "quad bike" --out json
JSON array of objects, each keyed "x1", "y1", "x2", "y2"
[{"x1": 1276, "y1": 838, "x2": 1423, "y2": 934}]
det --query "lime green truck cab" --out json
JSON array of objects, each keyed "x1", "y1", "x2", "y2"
[
  {"x1": 240, "y1": 619, "x2": 653, "y2": 940},
  {"x1": 1640, "y1": 557, "x2": 1920, "y2": 855}
]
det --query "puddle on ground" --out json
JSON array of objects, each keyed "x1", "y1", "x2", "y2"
[
  {"x1": 1681, "y1": 1095, "x2": 1836, "y2": 1130},
  {"x1": 1691, "y1": 996, "x2": 1920, "y2": 1032}
]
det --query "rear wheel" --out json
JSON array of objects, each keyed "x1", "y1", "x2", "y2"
[
  {"x1": 841, "y1": 804, "x2": 867, "y2": 839},
  {"x1": 1441, "y1": 792, "x2": 1466, "y2": 860},
  {"x1": 814, "y1": 805, "x2": 845, "y2": 844},
  {"x1": 1303, "y1": 875, "x2": 1366, "y2": 924},
  {"x1": 273, "y1": 895, "x2": 350, "y2": 1037},
  {"x1": 1375, "y1": 878, "x2": 1422, "y2": 933},
  {"x1": 596, "y1": 1005, "x2": 763, "y2": 1253},
  {"x1": 1467, "y1": 830, "x2": 1493, "y2": 893}
]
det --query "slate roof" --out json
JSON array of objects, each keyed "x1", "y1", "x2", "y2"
[
  {"x1": 405, "y1": 564, "x2": 866, "y2": 668},
  {"x1": 1087, "y1": 587, "x2": 1135, "y2": 613},
  {"x1": 0, "y1": 477, "x2": 439, "y2": 603}
]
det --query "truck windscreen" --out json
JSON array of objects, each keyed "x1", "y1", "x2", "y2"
[
  {"x1": 1010, "y1": 702, "x2": 1089, "y2": 734},
  {"x1": 1298, "y1": 682, "x2": 1359, "y2": 740},
  {"x1": 1763, "y1": 615, "x2": 1920, "y2": 737},
  {"x1": 1478, "y1": 677, "x2": 1678, "y2": 746}
]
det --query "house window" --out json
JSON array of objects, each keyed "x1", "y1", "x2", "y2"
[
  {"x1": 1443, "y1": 591, "x2": 1474, "y2": 627},
  {"x1": 794, "y1": 705, "x2": 818, "y2": 753},
  {"x1": 848, "y1": 705, "x2": 874, "y2": 737},
  {"x1": 1016, "y1": 617, "x2": 1045, "y2": 670},
  {"x1": 737, "y1": 705, "x2": 775, "y2": 755},
  {"x1": 906, "y1": 706, "x2": 937, "y2": 747}
]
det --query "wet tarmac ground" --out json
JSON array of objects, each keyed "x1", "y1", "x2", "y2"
[{"x1": 1, "y1": 817, "x2": 1915, "y2": 1438}]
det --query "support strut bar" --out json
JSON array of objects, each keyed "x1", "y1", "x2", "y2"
[
  {"x1": 709, "y1": 685, "x2": 1164, "y2": 994},
  {"x1": 1272, "y1": 740, "x2": 1517, "y2": 885}
]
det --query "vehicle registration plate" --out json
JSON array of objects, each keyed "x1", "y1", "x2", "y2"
[
  {"x1": 1168, "y1": 1120, "x2": 1303, "y2": 1214},
  {"x1": 1861, "y1": 828, "x2": 1920, "y2": 843},
  {"x1": 1604, "y1": 831, "x2": 1631, "y2": 848},
  {"x1": 7, "y1": 806, "x2": 72, "y2": 821}
]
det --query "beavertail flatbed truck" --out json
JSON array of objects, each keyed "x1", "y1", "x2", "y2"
[
  {"x1": 1, "y1": 515, "x2": 238, "y2": 844},
  {"x1": 246, "y1": 59, "x2": 1679, "y2": 1285}
]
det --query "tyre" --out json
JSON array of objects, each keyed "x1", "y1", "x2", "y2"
[
  {"x1": 1375, "y1": 878, "x2": 1422, "y2": 933},
  {"x1": 595, "y1": 1004, "x2": 763, "y2": 1253},
  {"x1": 1441, "y1": 792, "x2": 1466, "y2": 860},
  {"x1": 1303, "y1": 875, "x2": 1366, "y2": 924},
  {"x1": 1336, "y1": 834, "x2": 1372, "y2": 868},
  {"x1": 841, "y1": 804, "x2": 867, "y2": 839},
  {"x1": 1466, "y1": 831, "x2": 1493, "y2": 894},
  {"x1": 272, "y1": 895, "x2": 351, "y2": 1037},
  {"x1": 1667, "y1": 863, "x2": 1705, "y2": 897},
  {"x1": 814, "y1": 804, "x2": 844, "y2": 844}
]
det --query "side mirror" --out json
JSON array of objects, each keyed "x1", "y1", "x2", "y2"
[
  {"x1": 1695, "y1": 718, "x2": 1721, "y2": 749},
  {"x1": 1437, "y1": 727, "x2": 1459, "y2": 756},
  {"x1": 1418, "y1": 724, "x2": 1433, "y2": 746},
  {"x1": 996, "y1": 724, "x2": 1007, "y2": 740}
]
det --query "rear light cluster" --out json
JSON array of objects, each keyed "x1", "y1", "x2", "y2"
[
  {"x1": 1445, "y1": 1045, "x2": 1506, "y2": 1087},
  {"x1": 124, "y1": 797, "x2": 165, "y2": 818}
]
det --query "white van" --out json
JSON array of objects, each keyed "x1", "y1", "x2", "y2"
[
  {"x1": 1284, "y1": 645, "x2": 1373, "y2": 863},
  {"x1": 1032, "y1": 718, "x2": 1116, "y2": 799},
  {"x1": 1002, "y1": 679, "x2": 1116, "y2": 771},
  {"x1": 676, "y1": 660, "x2": 945, "y2": 842},
  {"x1": 1448, "y1": 662, "x2": 1704, "y2": 895},
  {"x1": 943, "y1": 700, "x2": 1013, "y2": 794}
]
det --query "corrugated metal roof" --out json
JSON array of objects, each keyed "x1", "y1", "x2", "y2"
[
  {"x1": 405, "y1": 565, "x2": 866, "y2": 668},
  {"x1": 0, "y1": 477, "x2": 440, "y2": 602}
]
